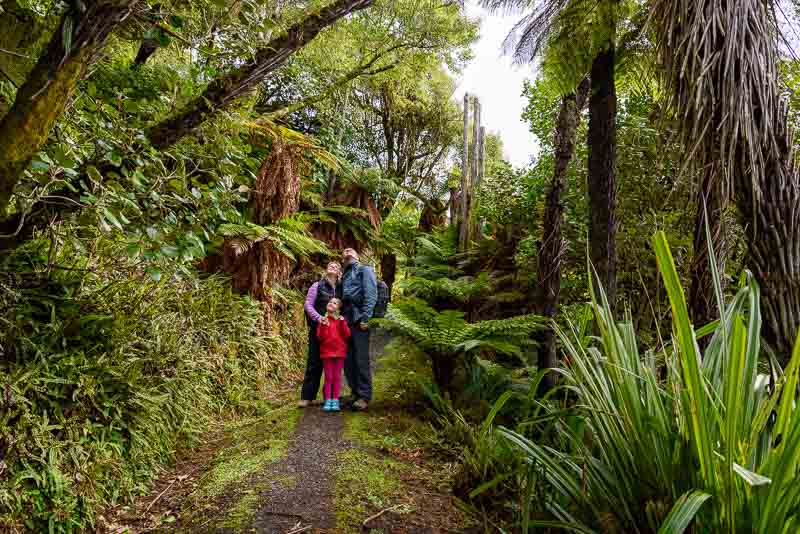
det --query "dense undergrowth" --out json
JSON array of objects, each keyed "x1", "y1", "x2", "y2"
[
  {"x1": 405, "y1": 232, "x2": 800, "y2": 532},
  {"x1": 0, "y1": 237, "x2": 304, "y2": 532}
]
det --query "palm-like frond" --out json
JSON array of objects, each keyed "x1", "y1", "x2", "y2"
[
  {"x1": 481, "y1": 0, "x2": 588, "y2": 64},
  {"x1": 375, "y1": 298, "x2": 541, "y2": 358},
  {"x1": 218, "y1": 215, "x2": 331, "y2": 262}
]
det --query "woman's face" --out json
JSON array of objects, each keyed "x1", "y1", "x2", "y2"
[{"x1": 326, "y1": 262, "x2": 341, "y2": 278}]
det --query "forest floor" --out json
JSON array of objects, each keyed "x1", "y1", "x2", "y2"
[{"x1": 101, "y1": 332, "x2": 477, "y2": 533}]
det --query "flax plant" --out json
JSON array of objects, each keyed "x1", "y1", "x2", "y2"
[{"x1": 501, "y1": 231, "x2": 800, "y2": 532}]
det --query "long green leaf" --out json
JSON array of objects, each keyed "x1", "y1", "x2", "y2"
[
  {"x1": 653, "y1": 232, "x2": 714, "y2": 484},
  {"x1": 657, "y1": 490, "x2": 711, "y2": 534}
]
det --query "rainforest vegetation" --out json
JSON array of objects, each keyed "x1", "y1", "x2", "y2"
[{"x1": 2, "y1": 0, "x2": 800, "y2": 531}]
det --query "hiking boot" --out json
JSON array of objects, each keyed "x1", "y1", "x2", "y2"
[
  {"x1": 297, "y1": 400, "x2": 310, "y2": 408},
  {"x1": 331, "y1": 400, "x2": 341, "y2": 412},
  {"x1": 351, "y1": 399, "x2": 368, "y2": 411}
]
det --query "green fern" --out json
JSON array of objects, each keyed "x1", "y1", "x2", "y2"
[
  {"x1": 400, "y1": 273, "x2": 493, "y2": 302},
  {"x1": 218, "y1": 214, "x2": 330, "y2": 261},
  {"x1": 374, "y1": 298, "x2": 543, "y2": 391}
]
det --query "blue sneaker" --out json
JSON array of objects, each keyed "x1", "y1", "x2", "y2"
[
  {"x1": 322, "y1": 400, "x2": 332, "y2": 412},
  {"x1": 331, "y1": 400, "x2": 341, "y2": 412}
]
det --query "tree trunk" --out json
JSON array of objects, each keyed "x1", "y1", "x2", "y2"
[
  {"x1": 432, "y1": 353, "x2": 456, "y2": 395},
  {"x1": 535, "y1": 78, "x2": 589, "y2": 384},
  {"x1": 148, "y1": 0, "x2": 374, "y2": 149},
  {"x1": 0, "y1": 1, "x2": 138, "y2": 215},
  {"x1": 380, "y1": 253, "x2": 397, "y2": 294},
  {"x1": 469, "y1": 99, "x2": 481, "y2": 241},
  {"x1": 458, "y1": 93, "x2": 470, "y2": 250},
  {"x1": 587, "y1": 39, "x2": 618, "y2": 308},
  {"x1": 737, "y1": 143, "x2": 800, "y2": 363},
  {"x1": 133, "y1": 37, "x2": 160, "y2": 66},
  {"x1": 449, "y1": 187, "x2": 459, "y2": 225},
  {"x1": 688, "y1": 167, "x2": 727, "y2": 333}
]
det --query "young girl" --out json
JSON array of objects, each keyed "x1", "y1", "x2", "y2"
[{"x1": 316, "y1": 298, "x2": 351, "y2": 412}]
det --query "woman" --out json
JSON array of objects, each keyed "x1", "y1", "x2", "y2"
[{"x1": 298, "y1": 261, "x2": 342, "y2": 408}]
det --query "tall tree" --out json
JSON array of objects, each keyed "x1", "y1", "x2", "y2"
[
  {"x1": 534, "y1": 77, "x2": 589, "y2": 384},
  {"x1": 652, "y1": 0, "x2": 800, "y2": 359},
  {"x1": 586, "y1": 0, "x2": 618, "y2": 306},
  {"x1": 482, "y1": 0, "x2": 621, "y2": 307}
]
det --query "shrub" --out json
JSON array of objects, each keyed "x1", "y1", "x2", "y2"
[
  {"x1": 374, "y1": 298, "x2": 542, "y2": 393},
  {"x1": 501, "y1": 231, "x2": 800, "y2": 533},
  {"x1": 0, "y1": 238, "x2": 304, "y2": 532}
]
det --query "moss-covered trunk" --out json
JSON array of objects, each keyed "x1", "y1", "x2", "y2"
[
  {"x1": 147, "y1": 0, "x2": 375, "y2": 149},
  {"x1": 0, "y1": 1, "x2": 137, "y2": 214},
  {"x1": 535, "y1": 78, "x2": 589, "y2": 383}
]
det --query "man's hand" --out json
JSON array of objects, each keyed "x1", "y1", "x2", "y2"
[{"x1": 359, "y1": 322, "x2": 369, "y2": 331}]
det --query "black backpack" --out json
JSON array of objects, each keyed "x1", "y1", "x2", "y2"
[
  {"x1": 350, "y1": 264, "x2": 390, "y2": 319},
  {"x1": 372, "y1": 279, "x2": 390, "y2": 319}
]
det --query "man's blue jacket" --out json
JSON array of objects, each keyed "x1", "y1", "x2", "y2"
[{"x1": 341, "y1": 261, "x2": 378, "y2": 325}]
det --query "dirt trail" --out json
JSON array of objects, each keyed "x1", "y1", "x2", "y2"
[
  {"x1": 245, "y1": 332, "x2": 393, "y2": 532},
  {"x1": 105, "y1": 331, "x2": 470, "y2": 533},
  {"x1": 247, "y1": 407, "x2": 343, "y2": 532}
]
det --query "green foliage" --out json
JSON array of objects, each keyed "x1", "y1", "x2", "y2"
[
  {"x1": 0, "y1": 239, "x2": 304, "y2": 531},
  {"x1": 377, "y1": 199, "x2": 420, "y2": 258},
  {"x1": 375, "y1": 298, "x2": 542, "y2": 366},
  {"x1": 218, "y1": 214, "x2": 332, "y2": 261},
  {"x1": 500, "y1": 233, "x2": 800, "y2": 532}
]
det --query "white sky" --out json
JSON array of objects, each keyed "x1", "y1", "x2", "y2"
[{"x1": 454, "y1": 1, "x2": 540, "y2": 168}]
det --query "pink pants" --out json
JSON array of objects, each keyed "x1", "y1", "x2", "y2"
[{"x1": 323, "y1": 358, "x2": 345, "y2": 400}]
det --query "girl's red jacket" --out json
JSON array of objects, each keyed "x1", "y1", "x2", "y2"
[{"x1": 317, "y1": 317, "x2": 351, "y2": 359}]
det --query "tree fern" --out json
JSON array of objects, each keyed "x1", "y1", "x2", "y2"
[{"x1": 375, "y1": 298, "x2": 543, "y2": 391}]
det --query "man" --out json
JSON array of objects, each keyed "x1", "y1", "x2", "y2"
[{"x1": 340, "y1": 248, "x2": 377, "y2": 411}]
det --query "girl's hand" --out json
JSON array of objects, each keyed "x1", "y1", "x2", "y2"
[{"x1": 321, "y1": 317, "x2": 330, "y2": 326}]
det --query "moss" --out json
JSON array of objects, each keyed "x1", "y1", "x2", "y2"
[
  {"x1": 200, "y1": 406, "x2": 301, "y2": 497},
  {"x1": 220, "y1": 474, "x2": 297, "y2": 528},
  {"x1": 333, "y1": 447, "x2": 404, "y2": 531},
  {"x1": 221, "y1": 489, "x2": 262, "y2": 528}
]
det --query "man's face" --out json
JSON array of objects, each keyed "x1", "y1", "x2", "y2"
[{"x1": 342, "y1": 248, "x2": 357, "y2": 266}]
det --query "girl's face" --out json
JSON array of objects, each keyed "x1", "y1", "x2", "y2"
[
  {"x1": 326, "y1": 262, "x2": 341, "y2": 279},
  {"x1": 326, "y1": 299, "x2": 341, "y2": 314}
]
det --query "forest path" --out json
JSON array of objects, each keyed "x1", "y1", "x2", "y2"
[
  {"x1": 104, "y1": 332, "x2": 472, "y2": 534},
  {"x1": 245, "y1": 332, "x2": 393, "y2": 532}
]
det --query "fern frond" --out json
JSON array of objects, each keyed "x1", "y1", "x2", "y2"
[
  {"x1": 375, "y1": 298, "x2": 543, "y2": 360},
  {"x1": 218, "y1": 215, "x2": 331, "y2": 262}
]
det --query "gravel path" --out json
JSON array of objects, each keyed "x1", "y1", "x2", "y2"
[
  {"x1": 248, "y1": 407, "x2": 344, "y2": 532},
  {"x1": 244, "y1": 330, "x2": 392, "y2": 533}
]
